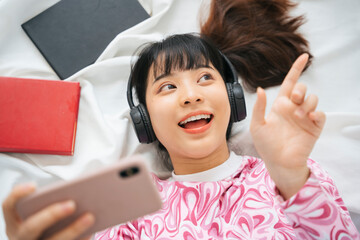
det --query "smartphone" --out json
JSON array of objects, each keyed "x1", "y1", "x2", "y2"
[{"x1": 16, "y1": 155, "x2": 163, "y2": 239}]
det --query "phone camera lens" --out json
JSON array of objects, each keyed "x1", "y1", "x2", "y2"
[{"x1": 119, "y1": 166, "x2": 140, "y2": 178}]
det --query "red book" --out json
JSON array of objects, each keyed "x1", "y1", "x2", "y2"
[{"x1": 0, "y1": 76, "x2": 80, "y2": 155}]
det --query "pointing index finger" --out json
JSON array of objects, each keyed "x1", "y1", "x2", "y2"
[{"x1": 278, "y1": 53, "x2": 309, "y2": 98}]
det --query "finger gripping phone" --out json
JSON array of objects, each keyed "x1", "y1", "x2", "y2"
[{"x1": 16, "y1": 155, "x2": 163, "y2": 239}]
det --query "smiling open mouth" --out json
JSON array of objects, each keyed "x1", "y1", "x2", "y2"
[{"x1": 178, "y1": 114, "x2": 213, "y2": 129}]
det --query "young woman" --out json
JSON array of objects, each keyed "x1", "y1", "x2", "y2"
[
  {"x1": 93, "y1": 34, "x2": 359, "y2": 239},
  {"x1": 3, "y1": 1, "x2": 360, "y2": 239},
  {"x1": 3, "y1": 33, "x2": 359, "y2": 240}
]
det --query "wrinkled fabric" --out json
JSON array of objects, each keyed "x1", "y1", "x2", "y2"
[
  {"x1": 95, "y1": 156, "x2": 360, "y2": 239},
  {"x1": 1, "y1": 0, "x2": 360, "y2": 238}
]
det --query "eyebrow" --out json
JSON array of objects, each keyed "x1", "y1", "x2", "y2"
[{"x1": 152, "y1": 64, "x2": 214, "y2": 84}]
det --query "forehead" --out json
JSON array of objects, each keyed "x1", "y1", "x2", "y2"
[{"x1": 148, "y1": 52, "x2": 214, "y2": 81}]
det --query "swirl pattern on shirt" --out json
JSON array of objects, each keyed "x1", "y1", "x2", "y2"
[{"x1": 95, "y1": 156, "x2": 360, "y2": 240}]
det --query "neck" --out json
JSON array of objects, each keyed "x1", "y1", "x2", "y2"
[{"x1": 170, "y1": 142, "x2": 230, "y2": 175}]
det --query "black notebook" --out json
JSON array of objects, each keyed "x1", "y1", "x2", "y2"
[{"x1": 22, "y1": 0, "x2": 150, "y2": 79}]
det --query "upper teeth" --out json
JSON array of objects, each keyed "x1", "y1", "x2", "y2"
[{"x1": 179, "y1": 114, "x2": 211, "y2": 125}]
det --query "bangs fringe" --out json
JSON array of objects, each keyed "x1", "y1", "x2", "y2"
[{"x1": 150, "y1": 35, "x2": 220, "y2": 81}]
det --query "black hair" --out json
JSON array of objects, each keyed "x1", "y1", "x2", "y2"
[{"x1": 130, "y1": 33, "x2": 234, "y2": 171}]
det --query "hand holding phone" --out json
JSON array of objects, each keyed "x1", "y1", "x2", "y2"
[
  {"x1": 15, "y1": 155, "x2": 162, "y2": 240},
  {"x1": 3, "y1": 183, "x2": 95, "y2": 240}
]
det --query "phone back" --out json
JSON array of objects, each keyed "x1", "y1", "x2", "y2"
[{"x1": 16, "y1": 155, "x2": 163, "y2": 239}]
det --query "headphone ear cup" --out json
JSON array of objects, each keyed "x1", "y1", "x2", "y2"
[
  {"x1": 129, "y1": 104, "x2": 156, "y2": 144},
  {"x1": 226, "y1": 82, "x2": 237, "y2": 122},
  {"x1": 226, "y1": 82, "x2": 247, "y2": 122}
]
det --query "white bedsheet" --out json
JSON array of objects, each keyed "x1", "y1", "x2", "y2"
[{"x1": 1, "y1": 0, "x2": 359, "y2": 238}]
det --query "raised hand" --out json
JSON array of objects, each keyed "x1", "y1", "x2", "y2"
[{"x1": 250, "y1": 54, "x2": 326, "y2": 200}]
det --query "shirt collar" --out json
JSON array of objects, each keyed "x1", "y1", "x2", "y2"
[{"x1": 169, "y1": 151, "x2": 242, "y2": 182}]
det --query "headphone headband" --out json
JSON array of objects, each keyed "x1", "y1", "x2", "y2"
[
  {"x1": 219, "y1": 52, "x2": 238, "y2": 84},
  {"x1": 127, "y1": 71, "x2": 135, "y2": 109}
]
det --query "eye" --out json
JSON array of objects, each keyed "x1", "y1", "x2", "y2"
[
  {"x1": 159, "y1": 83, "x2": 176, "y2": 92},
  {"x1": 198, "y1": 74, "x2": 213, "y2": 83}
]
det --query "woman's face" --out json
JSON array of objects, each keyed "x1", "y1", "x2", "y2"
[{"x1": 145, "y1": 62, "x2": 231, "y2": 161}]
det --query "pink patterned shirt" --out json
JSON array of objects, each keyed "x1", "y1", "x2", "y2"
[{"x1": 95, "y1": 156, "x2": 360, "y2": 239}]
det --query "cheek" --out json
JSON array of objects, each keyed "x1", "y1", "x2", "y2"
[
  {"x1": 212, "y1": 87, "x2": 231, "y2": 122},
  {"x1": 146, "y1": 98, "x2": 174, "y2": 138}
]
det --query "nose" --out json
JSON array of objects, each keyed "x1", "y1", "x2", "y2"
[
  {"x1": 180, "y1": 84, "x2": 203, "y2": 106},
  {"x1": 183, "y1": 97, "x2": 202, "y2": 105}
]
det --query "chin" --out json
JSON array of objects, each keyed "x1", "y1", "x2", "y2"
[{"x1": 171, "y1": 138, "x2": 227, "y2": 160}]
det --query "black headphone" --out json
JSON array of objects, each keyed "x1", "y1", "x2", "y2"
[{"x1": 127, "y1": 52, "x2": 246, "y2": 144}]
